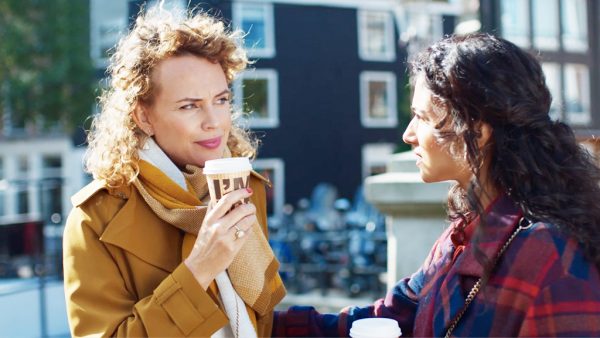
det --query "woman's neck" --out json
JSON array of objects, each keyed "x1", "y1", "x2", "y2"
[
  {"x1": 458, "y1": 176, "x2": 498, "y2": 212},
  {"x1": 479, "y1": 186, "x2": 499, "y2": 211}
]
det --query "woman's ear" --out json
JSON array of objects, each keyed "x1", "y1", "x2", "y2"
[
  {"x1": 477, "y1": 122, "x2": 493, "y2": 149},
  {"x1": 132, "y1": 104, "x2": 154, "y2": 136}
]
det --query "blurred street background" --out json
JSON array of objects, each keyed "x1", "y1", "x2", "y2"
[{"x1": 1, "y1": 0, "x2": 599, "y2": 336}]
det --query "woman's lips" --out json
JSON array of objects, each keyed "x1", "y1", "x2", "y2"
[
  {"x1": 197, "y1": 136, "x2": 222, "y2": 149},
  {"x1": 414, "y1": 152, "x2": 422, "y2": 166}
]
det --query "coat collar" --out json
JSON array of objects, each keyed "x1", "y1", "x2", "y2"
[
  {"x1": 99, "y1": 185, "x2": 181, "y2": 273},
  {"x1": 75, "y1": 169, "x2": 271, "y2": 277},
  {"x1": 454, "y1": 194, "x2": 523, "y2": 278},
  {"x1": 429, "y1": 194, "x2": 523, "y2": 336}
]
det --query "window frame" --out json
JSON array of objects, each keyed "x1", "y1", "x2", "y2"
[
  {"x1": 233, "y1": 2, "x2": 276, "y2": 58},
  {"x1": 147, "y1": 0, "x2": 186, "y2": 12},
  {"x1": 89, "y1": 0, "x2": 129, "y2": 68},
  {"x1": 359, "y1": 71, "x2": 398, "y2": 128},
  {"x1": 541, "y1": 62, "x2": 562, "y2": 121},
  {"x1": 498, "y1": 0, "x2": 595, "y2": 128},
  {"x1": 561, "y1": 0, "x2": 589, "y2": 52},
  {"x1": 361, "y1": 143, "x2": 395, "y2": 179},
  {"x1": 357, "y1": 9, "x2": 396, "y2": 62},
  {"x1": 500, "y1": 0, "x2": 531, "y2": 48},
  {"x1": 0, "y1": 157, "x2": 5, "y2": 216},
  {"x1": 564, "y1": 63, "x2": 592, "y2": 125},
  {"x1": 233, "y1": 69, "x2": 280, "y2": 129},
  {"x1": 532, "y1": 0, "x2": 560, "y2": 51},
  {"x1": 252, "y1": 158, "x2": 285, "y2": 217}
]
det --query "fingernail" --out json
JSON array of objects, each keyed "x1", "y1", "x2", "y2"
[{"x1": 246, "y1": 187, "x2": 253, "y2": 194}]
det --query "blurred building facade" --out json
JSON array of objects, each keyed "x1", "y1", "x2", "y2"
[
  {"x1": 0, "y1": 0, "x2": 471, "y2": 232},
  {"x1": 4, "y1": 0, "x2": 595, "y2": 263},
  {"x1": 480, "y1": 0, "x2": 600, "y2": 151}
]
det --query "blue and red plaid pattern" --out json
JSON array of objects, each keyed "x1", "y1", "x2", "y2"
[{"x1": 273, "y1": 195, "x2": 600, "y2": 337}]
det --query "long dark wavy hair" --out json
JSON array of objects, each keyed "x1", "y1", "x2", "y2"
[{"x1": 409, "y1": 33, "x2": 600, "y2": 269}]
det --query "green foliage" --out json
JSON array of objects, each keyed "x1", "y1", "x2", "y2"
[
  {"x1": 395, "y1": 71, "x2": 412, "y2": 153},
  {"x1": 0, "y1": 0, "x2": 95, "y2": 133}
]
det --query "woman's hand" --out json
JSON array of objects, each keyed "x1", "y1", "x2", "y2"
[{"x1": 184, "y1": 187, "x2": 256, "y2": 289}]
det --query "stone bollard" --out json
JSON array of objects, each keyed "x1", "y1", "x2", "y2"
[{"x1": 364, "y1": 150, "x2": 451, "y2": 290}]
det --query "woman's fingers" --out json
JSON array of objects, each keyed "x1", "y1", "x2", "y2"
[
  {"x1": 185, "y1": 189, "x2": 257, "y2": 289},
  {"x1": 209, "y1": 188, "x2": 253, "y2": 219},
  {"x1": 219, "y1": 203, "x2": 256, "y2": 231},
  {"x1": 229, "y1": 214, "x2": 257, "y2": 236}
]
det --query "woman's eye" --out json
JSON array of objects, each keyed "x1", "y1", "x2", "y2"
[
  {"x1": 179, "y1": 103, "x2": 197, "y2": 110},
  {"x1": 216, "y1": 97, "x2": 230, "y2": 104}
]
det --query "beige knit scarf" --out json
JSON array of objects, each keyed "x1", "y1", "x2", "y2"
[{"x1": 132, "y1": 146, "x2": 285, "y2": 316}]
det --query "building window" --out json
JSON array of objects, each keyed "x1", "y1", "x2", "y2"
[
  {"x1": 233, "y1": 2, "x2": 275, "y2": 58},
  {"x1": 362, "y1": 143, "x2": 395, "y2": 178},
  {"x1": 561, "y1": 0, "x2": 588, "y2": 52},
  {"x1": 234, "y1": 69, "x2": 279, "y2": 128},
  {"x1": 564, "y1": 64, "x2": 590, "y2": 125},
  {"x1": 501, "y1": 0, "x2": 530, "y2": 48},
  {"x1": 500, "y1": 0, "x2": 593, "y2": 127},
  {"x1": 541, "y1": 63, "x2": 562, "y2": 120},
  {"x1": 147, "y1": 0, "x2": 185, "y2": 13},
  {"x1": 90, "y1": 0, "x2": 128, "y2": 68},
  {"x1": 358, "y1": 10, "x2": 395, "y2": 62},
  {"x1": 0, "y1": 157, "x2": 4, "y2": 216},
  {"x1": 252, "y1": 158, "x2": 284, "y2": 217},
  {"x1": 15, "y1": 156, "x2": 29, "y2": 215},
  {"x1": 360, "y1": 71, "x2": 397, "y2": 128},
  {"x1": 41, "y1": 155, "x2": 63, "y2": 224},
  {"x1": 532, "y1": 0, "x2": 559, "y2": 50}
]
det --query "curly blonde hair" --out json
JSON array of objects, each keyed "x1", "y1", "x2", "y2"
[{"x1": 85, "y1": 7, "x2": 257, "y2": 187}]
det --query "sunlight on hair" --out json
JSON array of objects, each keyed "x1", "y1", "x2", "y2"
[{"x1": 147, "y1": 0, "x2": 187, "y2": 19}]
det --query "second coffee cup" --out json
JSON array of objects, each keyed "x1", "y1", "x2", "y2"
[{"x1": 349, "y1": 318, "x2": 402, "y2": 338}]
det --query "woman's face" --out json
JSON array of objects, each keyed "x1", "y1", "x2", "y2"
[
  {"x1": 135, "y1": 54, "x2": 232, "y2": 168},
  {"x1": 402, "y1": 76, "x2": 472, "y2": 187}
]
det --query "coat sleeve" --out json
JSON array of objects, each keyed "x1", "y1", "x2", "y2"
[
  {"x1": 271, "y1": 275, "x2": 420, "y2": 337},
  {"x1": 63, "y1": 204, "x2": 226, "y2": 337},
  {"x1": 271, "y1": 226, "x2": 455, "y2": 337}
]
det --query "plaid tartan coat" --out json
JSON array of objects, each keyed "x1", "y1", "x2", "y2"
[{"x1": 273, "y1": 195, "x2": 600, "y2": 337}]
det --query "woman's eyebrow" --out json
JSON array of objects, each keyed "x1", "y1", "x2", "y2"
[
  {"x1": 175, "y1": 89, "x2": 230, "y2": 103},
  {"x1": 411, "y1": 107, "x2": 425, "y2": 117},
  {"x1": 176, "y1": 97, "x2": 202, "y2": 103},
  {"x1": 214, "y1": 89, "x2": 231, "y2": 97}
]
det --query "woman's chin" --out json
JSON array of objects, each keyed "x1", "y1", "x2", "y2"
[
  {"x1": 196, "y1": 155, "x2": 224, "y2": 168},
  {"x1": 419, "y1": 173, "x2": 441, "y2": 184},
  {"x1": 421, "y1": 177, "x2": 435, "y2": 183}
]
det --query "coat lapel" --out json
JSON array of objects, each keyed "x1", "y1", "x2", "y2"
[
  {"x1": 431, "y1": 195, "x2": 522, "y2": 336},
  {"x1": 99, "y1": 188, "x2": 181, "y2": 273},
  {"x1": 454, "y1": 196, "x2": 522, "y2": 278}
]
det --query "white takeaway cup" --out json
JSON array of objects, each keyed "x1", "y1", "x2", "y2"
[
  {"x1": 203, "y1": 158, "x2": 253, "y2": 203},
  {"x1": 349, "y1": 318, "x2": 402, "y2": 338}
]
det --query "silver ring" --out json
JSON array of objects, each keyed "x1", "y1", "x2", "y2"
[{"x1": 234, "y1": 225, "x2": 245, "y2": 240}]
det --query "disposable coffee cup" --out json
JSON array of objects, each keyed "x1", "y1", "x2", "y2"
[
  {"x1": 349, "y1": 318, "x2": 402, "y2": 338},
  {"x1": 203, "y1": 157, "x2": 252, "y2": 204}
]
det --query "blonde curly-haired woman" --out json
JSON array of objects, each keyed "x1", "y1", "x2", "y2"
[{"x1": 63, "y1": 7, "x2": 285, "y2": 337}]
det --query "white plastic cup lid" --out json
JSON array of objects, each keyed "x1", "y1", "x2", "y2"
[
  {"x1": 350, "y1": 318, "x2": 402, "y2": 338},
  {"x1": 203, "y1": 157, "x2": 252, "y2": 175}
]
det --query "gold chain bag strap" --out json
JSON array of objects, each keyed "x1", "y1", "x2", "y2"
[{"x1": 445, "y1": 217, "x2": 533, "y2": 338}]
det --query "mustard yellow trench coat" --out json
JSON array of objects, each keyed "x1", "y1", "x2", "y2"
[{"x1": 63, "y1": 174, "x2": 276, "y2": 337}]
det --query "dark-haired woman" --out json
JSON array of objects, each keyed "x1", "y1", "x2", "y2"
[{"x1": 273, "y1": 33, "x2": 600, "y2": 337}]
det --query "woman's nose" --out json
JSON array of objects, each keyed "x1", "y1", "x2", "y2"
[
  {"x1": 402, "y1": 118, "x2": 417, "y2": 145},
  {"x1": 201, "y1": 105, "x2": 220, "y2": 130}
]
